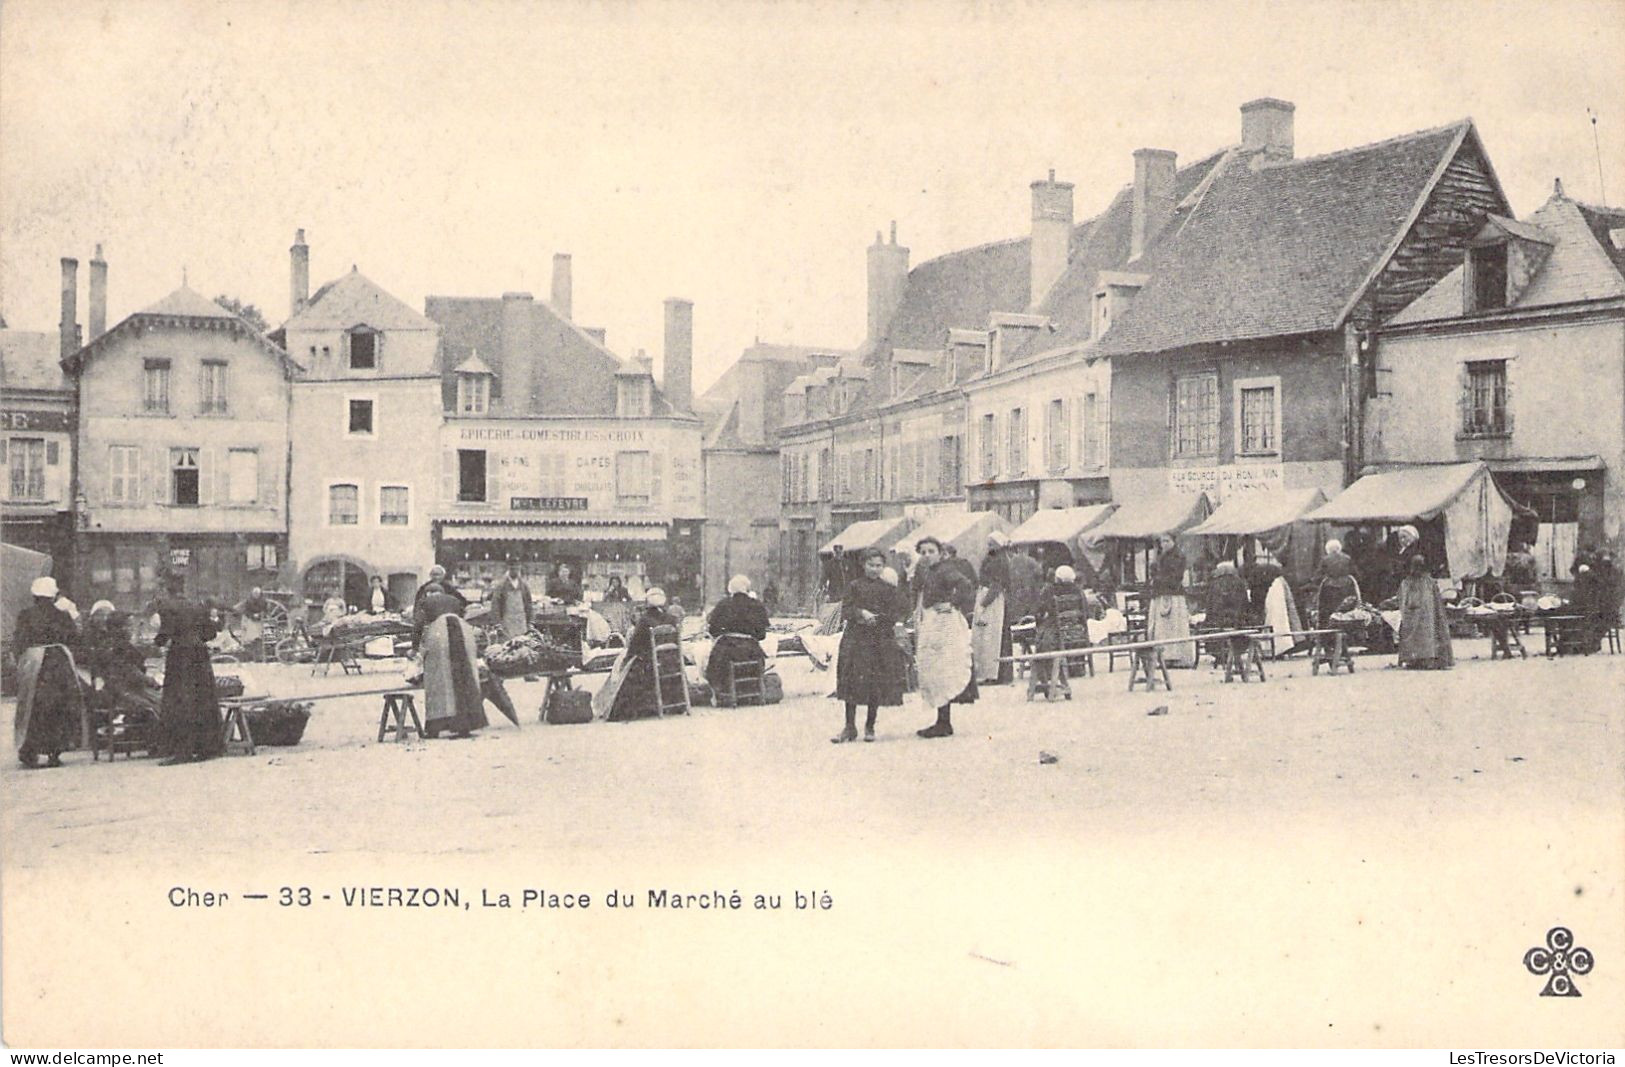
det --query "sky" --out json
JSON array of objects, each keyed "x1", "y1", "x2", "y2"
[{"x1": 2, "y1": 0, "x2": 1622, "y2": 393}]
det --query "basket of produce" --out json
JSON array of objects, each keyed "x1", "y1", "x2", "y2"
[
  {"x1": 482, "y1": 628, "x2": 583, "y2": 677},
  {"x1": 245, "y1": 700, "x2": 313, "y2": 746},
  {"x1": 214, "y1": 675, "x2": 246, "y2": 699}
]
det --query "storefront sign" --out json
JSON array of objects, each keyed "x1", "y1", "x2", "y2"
[
  {"x1": 2, "y1": 410, "x2": 71, "y2": 433},
  {"x1": 1168, "y1": 463, "x2": 1283, "y2": 502},
  {"x1": 510, "y1": 497, "x2": 589, "y2": 511}
]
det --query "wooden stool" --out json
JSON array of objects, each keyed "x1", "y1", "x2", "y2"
[
  {"x1": 726, "y1": 659, "x2": 767, "y2": 707},
  {"x1": 378, "y1": 692, "x2": 424, "y2": 742},
  {"x1": 1025, "y1": 655, "x2": 1071, "y2": 702},
  {"x1": 650, "y1": 626, "x2": 691, "y2": 716},
  {"x1": 1311, "y1": 632, "x2": 1353, "y2": 675},
  {"x1": 1487, "y1": 618, "x2": 1527, "y2": 660},
  {"x1": 1223, "y1": 637, "x2": 1268, "y2": 682},
  {"x1": 1604, "y1": 625, "x2": 1621, "y2": 655},
  {"x1": 1127, "y1": 647, "x2": 1172, "y2": 692},
  {"x1": 221, "y1": 700, "x2": 257, "y2": 756}
]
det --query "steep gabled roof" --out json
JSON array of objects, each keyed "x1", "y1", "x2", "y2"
[
  {"x1": 139, "y1": 285, "x2": 239, "y2": 319},
  {"x1": 883, "y1": 237, "x2": 1033, "y2": 351},
  {"x1": 62, "y1": 285, "x2": 299, "y2": 375},
  {"x1": 1388, "y1": 191, "x2": 1625, "y2": 325},
  {"x1": 286, "y1": 268, "x2": 436, "y2": 332},
  {"x1": 0, "y1": 329, "x2": 66, "y2": 392},
  {"x1": 1098, "y1": 122, "x2": 1478, "y2": 355}
]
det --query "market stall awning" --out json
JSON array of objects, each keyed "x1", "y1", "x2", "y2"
[
  {"x1": 3, "y1": 542, "x2": 52, "y2": 637},
  {"x1": 819, "y1": 516, "x2": 914, "y2": 557},
  {"x1": 1187, "y1": 487, "x2": 1328, "y2": 537},
  {"x1": 439, "y1": 521, "x2": 668, "y2": 542},
  {"x1": 1008, "y1": 504, "x2": 1118, "y2": 547},
  {"x1": 1305, "y1": 463, "x2": 1522, "y2": 579},
  {"x1": 890, "y1": 508, "x2": 1011, "y2": 571},
  {"x1": 1085, "y1": 493, "x2": 1212, "y2": 541}
]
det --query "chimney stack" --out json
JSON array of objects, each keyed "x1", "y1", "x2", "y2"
[
  {"x1": 501, "y1": 292, "x2": 536, "y2": 411},
  {"x1": 89, "y1": 244, "x2": 108, "y2": 341},
  {"x1": 663, "y1": 297, "x2": 693, "y2": 413},
  {"x1": 866, "y1": 222, "x2": 910, "y2": 341},
  {"x1": 1029, "y1": 170, "x2": 1075, "y2": 305},
  {"x1": 59, "y1": 257, "x2": 79, "y2": 360},
  {"x1": 290, "y1": 228, "x2": 310, "y2": 318},
  {"x1": 551, "y1": 253, "x2": 573, "y2": 320},
  {"x1": 1240, "y1": 98, "x2": 1295, "y2": 161},
  {"x1": 1130, "y1": 149, "x2": 1178, "y2": 261}
]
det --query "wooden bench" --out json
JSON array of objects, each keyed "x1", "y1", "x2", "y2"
[{"x1": 1006, "y1": 628, "x2": 1265, "y2": 695}]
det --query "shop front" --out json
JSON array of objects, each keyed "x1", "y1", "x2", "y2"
[{"x1": 1487, "y1": 460, "x2": 1606, "y2": 588}]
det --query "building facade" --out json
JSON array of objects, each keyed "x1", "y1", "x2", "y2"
[
  {"x1": 1, "y1": 324, "x2": 75, "y2": 583},
  {"x1": 1367, "y1": 184, "x2": 1625, "y2": 586}
]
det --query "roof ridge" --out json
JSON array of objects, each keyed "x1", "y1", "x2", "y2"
[
  {"x1": 907, "y1": 233, "x2": 1028, "y2": 273},
  {"x1": 1255, "y1": 118, "x2": 1471, "y2": 171}
]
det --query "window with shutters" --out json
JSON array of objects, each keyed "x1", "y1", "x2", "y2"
[
  {"x1": 864, "y1": 449, "x2": 875, "y2": 499},
  {"x1": 1046, "y1": 398, "x2": 1067, "y2": 471},
  {"x1": 1460, "y1": 360, "x2": 1510, "y2": 437},
  {"x1": 940, "y1": 434, "x2": 962, "y2": 495},
  {"x1": 458, "y1": 449, "x2": 487, "y2": 502},
  {"x1": 1173, "y1": 373, "x2": 1219, "y2": 458},
  {"x1": 328, "y1": 483, "x2": 359, "y2": 525},
  {"x1": 1236, "y1": 379, "x2": 1279, "y2": 455},
  {"x1": 7, "y1": 437, "x2": 45, "y2": 501},
  {"x1": 227, "y1": 448, "x2": 258, "y2": 504},
  {"x1": 1008, "y1": 407, "x2": 1026, "y2": 476},
  {"x1": 980, "y1": 414, "x2": 997, "y2": 478},
  {"x1": 143, "y1": 360, "x2": 170, "y2": 414},
  {"x1": 1080, "y1": 393, "x2": 1102, "y2": 468},
  {"x1": 347, "y1": 397, "x2": 376, "y2": 436},
  {"x1": 818, "y1": 449, "x2": 831, "y2": 502},
  {"x1": 171, "y1": 448, "x2": 200, "y2": 507},
  {"x1": 915, "y1": 441, "x2": 929, "y2": 496},
  {"x1": 380, "y1": 485, "x2": 410, "y2": 526},
  {"x1": 616, "y1": 451, "x2": 652, "y2": 506},
  {"x1": 837, "y1": 452, "x2": 850, "y2": 500},
  {"x1": 108, "y1": 445, "x2": 141, "y2": 504},
  {"x1": 200, "y1": 360, "x2": 228, "y2": 414}
]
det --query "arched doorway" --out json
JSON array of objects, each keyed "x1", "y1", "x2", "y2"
[{"x1": 300, "y1": 556, "x2": 374, "y2": 614}]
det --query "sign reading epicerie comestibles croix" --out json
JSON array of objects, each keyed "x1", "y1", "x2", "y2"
[{"x1": 450, "y1": 422, "x2": 703, "y2": 517}]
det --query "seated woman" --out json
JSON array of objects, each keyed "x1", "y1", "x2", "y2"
[
  {"x1": 1204, "y1": 561, "x2": 1253, "y2": 668},
  {"x1": 597, "y1": 589, "x2": 683, "y2": 721},
  {"x1": 1033, "y1": 565, "x2": 1091, "y2": 687},
  {"x1": 705, "y1": 575, "x2": 770, "y2": 699},
  {"x1": 82, "y1": 601, "x2": 162, "y2": 722}
]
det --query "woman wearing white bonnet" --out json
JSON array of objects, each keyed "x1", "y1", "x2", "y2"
[
  {"x1": 14, "y1": 575, "x2": 86, "y2": 768},
  {"x1": 705, "y1": 575, "x2": 769, "y2": 697},
  {"x1": 597, "y1": 586, "x2": 681, "y2": 720}
]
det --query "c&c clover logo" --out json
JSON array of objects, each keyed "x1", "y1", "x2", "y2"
[{"x1": 1524, "y1": 926, "x2": 1594, "y2": 996}]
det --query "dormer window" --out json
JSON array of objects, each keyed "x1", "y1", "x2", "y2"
[
  {"x1": 616, "y1": 376, "x2": 652, "y2": 418},
  {"x1": 347, "y1": 327, "x2": 380, "y2": 371},
  {"x1": 1466, "y1": 242, "x2": 1509, "y2": 312},
  {"x1": 458, "y1": 374, "x2": 490, "y2": 415}
]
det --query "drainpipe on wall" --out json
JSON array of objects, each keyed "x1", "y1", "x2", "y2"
[{"x1": 1343, "y1": 325, "x2": 1362, "y2": 486}]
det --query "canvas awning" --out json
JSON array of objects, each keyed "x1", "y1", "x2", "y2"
[
  {"x1": 1305, "y1": 462, "x2": 1520, "y2": 578},
  {"x1": 1008, "y1": 504, "x2": 1118, "y2": 547},
  {"x1": 1085, "y1": 493, "x2": 1212, "y2": 542},
  {"x1": 890, "y1": 507, "x2": 1010, "y2": 571},
  {"x1": 820, "y1": 516, "x2": 913, "y2": 557},
  {"x1": 1187, "y1": 487, "x2": 1328, "y2": 537},
  {"x1": 439, "y1": 521, "x2": 668, "y2": 542},
  {"x1": 3, "y1": 542, "x2": 53, "y2": 633}
]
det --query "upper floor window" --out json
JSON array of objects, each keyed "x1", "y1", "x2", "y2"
[
  {"x1": 1461, "y1": 360, "x2": 1509, "y2": 437},
  {"x1": 1236, "y1": 378, "x2": 1279, "y2": 456},
  {"x1": 348, "y1": 398, "x2": 375, "y2": 436},
  {"x1": 380, "y1": 485, "x2": 410, "y2": 526},
  {"x1": 1045, "y1": 398, "x2": 1068, "y2": 471},
  {"x1": 980, "y1": 413, "x2": 997, "y2": 478},
  {"x1": 818, "y1": 448, "x2": 832, "y2": 502},
  {"x1": 108, "y1": 444, "x2": 141, "y2": 504},
  {"x1": 1007, "y1": 407, "x2": 1027, "y2": 476},
  {"x1": 1079, "y1": 392, "x2": 1105, "y2": 469},
  {"x1": 459, "y1": 374, "x2": 491, "y2": 415},
  {"x1": 171, "y1": 448, "x2": 200, "y2": 507},
  {"x1": 458, "y1": 449, "x2": 487, "y2": 502},
  {"x1": 143, "y1": 359, "x2": 170, "y2": 414},
  {"x1": 6, "y1": 437, "x2": 47, "y2": 501},
  {"x1": 348, "y1": 329, "x2": 378, "y2": 370},
  {"x1": 200, "y1": 360, "x2": 228, "y2": 414},
  {"x1": 616, "y1": 450, "x2": 652, "y2": 506},
  {"x1": 328, "y1": 483, "x2": 359, "y2": 525},
  {"x1": 616, "y1": 377, "x2": 651, "y2": 418},
  {"x1": 939, "y1": 435, "x2": 963, "y2": 495},
  {"x1": 1092, "y1": 291, "x2": 1110, "y2": 338},
  {"x1": 227, "y1": 448, "x2": 259, "y2": 504},
  {"x1": 1173, "y1": 373, "x2": 1219, "y2": 458},
  {"x1": 1466, "y1": 242, "x2": 1509, "y2": 313}
]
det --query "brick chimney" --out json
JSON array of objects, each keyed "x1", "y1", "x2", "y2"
[
  {"x1": 1241, "y1": 98, "x2": 1295, "y2": 161},
  {"x1": 1131, "y1": 149, "x2": 1178, "y2": 262},
  {"x1": 59, "y1": 257, "x2": 79, "y2": 360},
  {"x1": 1030, "y1": 170, "x2": 1074, "y2": 305},
  {"x1": 866, "y1": 222, "x2": 909, "y2": 341},
  {"x1": 551, "y1": 253, "x2": 573, "y2": 320},
  {"x1": 501, "y1": 292, "x2": 536, "y2": 411},
  {"x1": 290, "y1": 228, "x2": 310, "y2": 318},
  {"x1": 663, "y1": 297, "x2": 693, "y2": 413},
  {"x1": 88, "y1": 244, "x2": 108, "y2": 340}
]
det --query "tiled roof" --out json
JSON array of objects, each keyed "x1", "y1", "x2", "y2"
[
  {"x1": 1575, "y1": 200, "x2": 1625, "y2": 276},
  {"x1": 138, "y1": 285, "x2": 238, "y2": 320},
  {"x1": 1098, "y1": 122, "x2": 1473, "y2": 355},
  {"x1": 0, "y1": 329, "x2": 66, "y2": 391},
  {"x1": 1388, "y1": 192, "x2": 1625, "y2": 325},
  {"x1": 883, "y1": 236, "x2": 1033, "y2": 351},
  {"x1": 287, "y1": 268, "x2": 436, "y2": 332}
]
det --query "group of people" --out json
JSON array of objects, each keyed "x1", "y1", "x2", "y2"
[{"x1": 13, "y1": 573, "x2": 233, "y2": 769}]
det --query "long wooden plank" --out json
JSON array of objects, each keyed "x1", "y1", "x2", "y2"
[{"x1": 1003, "y1": 628, "x2": 1264, "y2": 664}]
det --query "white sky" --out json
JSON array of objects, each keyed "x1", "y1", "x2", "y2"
[{"x1": 2, "y1": 0, "x2": 1621, "y2": 392}]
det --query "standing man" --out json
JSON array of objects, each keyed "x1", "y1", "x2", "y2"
[{"x1": 489, "y1": 565, "x2": 535, "y2": 639}]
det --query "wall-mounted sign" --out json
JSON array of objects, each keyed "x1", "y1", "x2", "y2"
[
  {"x1": 1168, "y1": 463, "x2": 1283, "y2": 503},
  {"x1": 2, "y1": 410, "x2": 71, "y2": 433},
  {"x1": 169, "y1": 548, "x2": 192, "y2": 567},
  {"x1": 511, "y1": 497, "x2": 590, "y2": 512}
]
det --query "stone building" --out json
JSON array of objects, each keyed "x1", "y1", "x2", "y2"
[
  {"x1": 1, "y1": 311, "x2": 75, "y2": 585},
  {"x1": 1367, "y1": 182, "x2": 1625, "y2": 586}
]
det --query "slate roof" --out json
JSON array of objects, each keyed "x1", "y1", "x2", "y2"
[
  {"x1": 883, "y1": 236, "x2": 1034, "y2": 351},
  {"x1": 0, "y1": 329, "x2": 66, "y2": 391},
  {"x1": 138, "y1": 285, "x2": 239, "y2": 320},
  {"x1": 1388, "y1": 191, "x2": 1625, "y2": 325},
  {"x1": 63, "y1": 285, "x2": 298, "y2": 375},
  {"x1": 1097, "y1": 122, "x2": 1475, "y2": 355},
  {"x1": 1575, "y1": 200, "x2": 1625, "y2": 276},
  {"x1": 286, "y1": 268, "x2": 437, "y2": 332}
]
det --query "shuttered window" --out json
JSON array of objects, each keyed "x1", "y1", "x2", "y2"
[{"x1": 329, "y1": 483, "x2": 359, "y2": 525}]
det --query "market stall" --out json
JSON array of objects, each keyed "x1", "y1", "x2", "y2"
[
  {"x1": 1082, "y1": 492, "x2": 1213, "y2": 593},
  {"x1": 1185, "y1": 487, "x2": 1327, "y2": 584},
  {"x1": 819, "y1": 516, "x2": 915, "y2": 600},
  {"x1": 1007, "y1": 504, "x2": 1118, "y2": 575},
  {"x1": 887, "y1": 507, "x2": 1011, "y2": 576}
]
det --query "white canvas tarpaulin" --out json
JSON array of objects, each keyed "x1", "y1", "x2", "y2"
[
  {"x1": 1008, "y1": 504, "x2": 1117, "y2": 547},
  {"x1": 1084, "y1": 493, "x2": 1212, "y2": 543},
  {"x1": 820, "y1": 516, "x2": 913, "y2": 557},
  {"x1": 3, "y1": 543, "x2": 53, "y2": 632},
  {"x1": 1305, "y1": 463, "x2": 1517, "y2": 579},
  {"x1": 1187, "y1": 487, "x2": 1327, "y2": 537},
  {"x1": 890, "y1": 508, "x2": 1010, "y2": 571}
]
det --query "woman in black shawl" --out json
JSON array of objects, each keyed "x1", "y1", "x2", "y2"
[
  {"x1": 154, "y1": 575, "x2": 225, "y2": 765},
  {"x1": 604, "y1": 589, "x2": 682, "y2": 721},
  {"x1": 13, "y1": 576, "x2": 86, "y2": 768},
  {"x1": 831, "y1": 549, "x2": 905, "y2": 743},
  {"x1": 705, "y1": 575, "x2": 770, "y2": 699}
]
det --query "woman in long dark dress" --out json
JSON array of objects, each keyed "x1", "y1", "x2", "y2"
[
  {"x1": 154, "y1": 576, "x2": 225, "y2": 765},
  {"x1": 602, "y1": 589, "x2": 681, "y2": 721},
  {"x1": 1033, "y1": 565, "x2": 1091, "y2": 690},
  {"x1": 82, "y1": 601, "x2": 162, "y2": 721},
  {"x1": 705, "y1": 575, "x2": 770, "y2": 697},
  {"x1": 1148, "y1": 534, "x2": 1195, "y2": 666},
  {"x1": 1315, "y1": 538, "x2": 1359, "y2": 624},
  {"x1": 831, "y1": 549, "x2": 905, "y2": 743},
  {"x1": 1396, "y1": 554, "x2": 1454, "y2": 669},
  {"x1": 1204, "y1": 560, "x2": 1253, "y2": 669},
  {"x1": 911, "y1": 537, "x2": 978, "y2": 739},
  {"x1": 13, "y1": 576, "x2": 86, "y2": 768}
]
